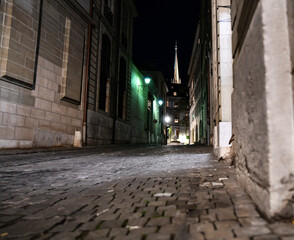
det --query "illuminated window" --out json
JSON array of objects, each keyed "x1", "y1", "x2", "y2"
[
  {"x1": 166, "y1": 101, "x2": 169, "y2": 107},
  {"x1": 174, "y1": 103, "x2": 178, "y2": 108},
  {"x1": 147, "y1": 99, "x2": 152, "y2": 111},
  {"x1": 173, "y1": 92, "x2": 177, "y2": 96},
  {"x1": 174, "y1": 119, "x2": 179, "y2": 123}
]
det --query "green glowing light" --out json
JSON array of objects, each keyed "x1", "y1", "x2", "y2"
[{"x1": 144, "y1": 77, "x2": 151, "y2": 84}]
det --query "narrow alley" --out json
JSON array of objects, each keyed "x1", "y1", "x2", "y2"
[
  {"x1": 0, "y1": 0, "x2": 294, "y2": 239},
  {"x1": 0, "y1": 145, "x2": 293, "y2": 240}
]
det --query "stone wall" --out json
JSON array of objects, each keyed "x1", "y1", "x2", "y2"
[
  {"x1": 231, "y1": 0, "x2": 294, "y2": 218},
  {"x1": 0, "y1": 0, "x2": 87, "y2": 148}
]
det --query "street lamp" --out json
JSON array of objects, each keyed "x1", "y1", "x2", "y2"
[
  {"x1": 165, "y1": 116, "x2": 171, "y2": 123},
  {"x1": 165, "y1": 116, "x2": 171, "y2": 145},
  {"x1": 144, "y1": 77, "x2": 151, "y2": 84},
  {"x1": 138, "y1": 77, "x2": 151, "y2": 93},
  {"x1": 158, "y1": 99, "x2": 163, "y2": 106}
]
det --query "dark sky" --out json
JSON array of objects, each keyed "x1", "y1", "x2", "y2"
[{"x1": 132, "y1": 0, "x2": 201, "y2": 84}]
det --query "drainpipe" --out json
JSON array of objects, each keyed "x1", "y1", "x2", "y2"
[{"x1": 82, "y1": 0, "x2": 94, "y2": 146}]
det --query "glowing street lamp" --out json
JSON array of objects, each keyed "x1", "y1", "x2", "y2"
[
  {"x1": 144, "y1": 77, "x2": 151, "y2": 84},
  {"x1": 164, "y1": 116, "x2": 171, "y2": 145},
  {"x1": 158, "y1": 99, "x2": 163, "y2": 106},
  {"x1": 165, "y1": 116, "x2": 171, "y2": 123}
]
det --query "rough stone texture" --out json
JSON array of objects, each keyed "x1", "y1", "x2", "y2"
[
  {"x1": 231, "y1": 0, "x2": 294, "y2": 218},
  {"x1": 288, "y1": 0, "x2": 294, "y2": 114},
  {"x1": 0, "y1": 145, "x2": 293, "y2": 239},
  {"x1": 263, "y1": 0, "x2": 294, "y2": 218},
  {"x1": 0, "y1": 0, "x2": 87, "y2": 149},
  {"x1": 232, "y1": 1, "x2": 270, "y2": 216}
]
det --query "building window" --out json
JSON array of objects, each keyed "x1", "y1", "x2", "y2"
[
  {"x1": 118, "y1": 57, "x2": 126, "y2": 119},
  {"x1": 173, "y1": 92, "x2": 177, "y2": 96},
  {"x1": 148, "y1": 99, "x2": 152, "y2": 111},
  {"x1": 166, "y1": 100, "x2": 169, "y2": 107},
  {"x1": 104, "y1": 0, "x2": 113, "y2": 26},
  {"x1": 99, "y1": 34, "x2": 111, "y2": 112}
]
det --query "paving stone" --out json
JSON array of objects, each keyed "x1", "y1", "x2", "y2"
[
  {"x1": 83, "y1": 230, "x2": 109, "y2": 240},
  {"x1": 239, "y1": 217, "x2": 268, "y2": 226},
  {"x1": 215, "y1": 220, "x2": 240, "y2": 230},
  {"x1": 205, "y1": 230, "x2": 235, "y2": 240},
  {"x1": 127, "y1": 227, "x2": 157, "y2": 237},
  {"x1": 235, "y1": 225, "x2": 271, "y2": 237},
  {"x1": 127, "y1": 216, "x2": 149, "y2": 226},
  {"x1": 235, "y1": 207, "x2": 260, "y2": 218},
  {"x1": 146, "y1": 216, "x2": 171, "y2": 227},
  {"x1": 215, "y1": 208, "x2": 236, "y2": 221},
  {"x1": 48, "y1": 232, "x2": 81, "y2": 240},
  {"x1": 146, "y1": 233, "x2": 172, "y2": 240},
  {"x1": 108, "y1": 227, "x2": 128, "y2": 238},
  {"x1": 269, "y1": 222, "x2": 294, "y2": 235},
  {"x1": 253, "y1": 235, "x2": 280, "y2": 240},
  {"x1": 0, "y1": 216, "x2": 64, "y2": 238}
]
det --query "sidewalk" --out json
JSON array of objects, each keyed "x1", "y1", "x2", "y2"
[{"x1": 1, "y1": 157, "x2": 293, "y2": 239}]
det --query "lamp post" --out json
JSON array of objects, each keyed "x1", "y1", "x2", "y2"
[
  {"x1": 165, "y1": 116, "x2": 171, "y2": 145},
  {"x1": 138, "y1": 77, "x2": 151, "y2": 93}
]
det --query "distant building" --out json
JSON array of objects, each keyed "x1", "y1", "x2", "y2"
[
  {"x1": 129, "y1": 64, "x2": 165, "y2": 144},
  {"x1": 141, "y1": 70, "x2": 168, "y2": 144},
  {"x1": 188, "y1": 24, "x2": 200, "y2": 144},
  {"x1": 166, "y1": 43, "x2": 189, "y2": 144}
]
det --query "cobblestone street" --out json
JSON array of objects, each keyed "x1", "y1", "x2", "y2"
[{"x1": 0, "y1": 145, "x2": 293, "y2": 240}]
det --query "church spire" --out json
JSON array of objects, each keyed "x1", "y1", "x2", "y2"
[{"x1": 172, "y1": 41, "x2": 181, "y2": 84}]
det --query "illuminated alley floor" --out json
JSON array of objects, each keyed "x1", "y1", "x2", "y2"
[{"x1": 0, "y1": 145, "x2": 293, "y2": 240}]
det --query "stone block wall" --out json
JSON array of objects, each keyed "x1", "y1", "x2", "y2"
[
  {"x1": 0, "y1": 0, "x2": 87, "y2": 148},
  {"x1": 87, "y1": 110, "x2": 113, "y2": 145}
]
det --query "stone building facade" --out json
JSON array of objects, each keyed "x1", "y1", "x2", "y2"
[
  {"x1": 0, "y1": 0, "x2": 165, "y2": 149},
  {"x1": 0, "y1": 0, "x2": 88, "y2": 148},
  {"x1": 188, "y1": 0, "x2": 211, "y2": 145},
  {"x1": 166, "y1": 83, "x2": 189, "y2": 144},
  {"x1": 188, "y1": 24, "x2": 200, "y2": 144},
  {"x1": 130, "y1": 65, "x2": 166, "y2": 144},
  {"x1": 231, "y1": 0, "x2": 294, "y2": 219}
]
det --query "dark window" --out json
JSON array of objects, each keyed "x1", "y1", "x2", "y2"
[
  {"x1": 99, "y1": 35, "x2": 111, "y2": 111},
  {"x1": 104, "y1": 0, "x2": 113, "y2": 26},
  {"x1": 118, "y1": 57, "x2": 126, "y2": 119}
]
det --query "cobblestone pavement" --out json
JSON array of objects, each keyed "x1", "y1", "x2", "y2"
[{"x1": 0, "y1": 145, "x2": 293, "y2": 240}]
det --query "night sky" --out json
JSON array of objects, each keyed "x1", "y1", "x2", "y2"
[{"x1": 132, "y1": 0, "x2": 201, "y2": 84}]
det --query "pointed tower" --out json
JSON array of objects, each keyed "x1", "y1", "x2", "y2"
[{"x1": 172, "y1": 41, "x2": 181, "y2": 84}]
